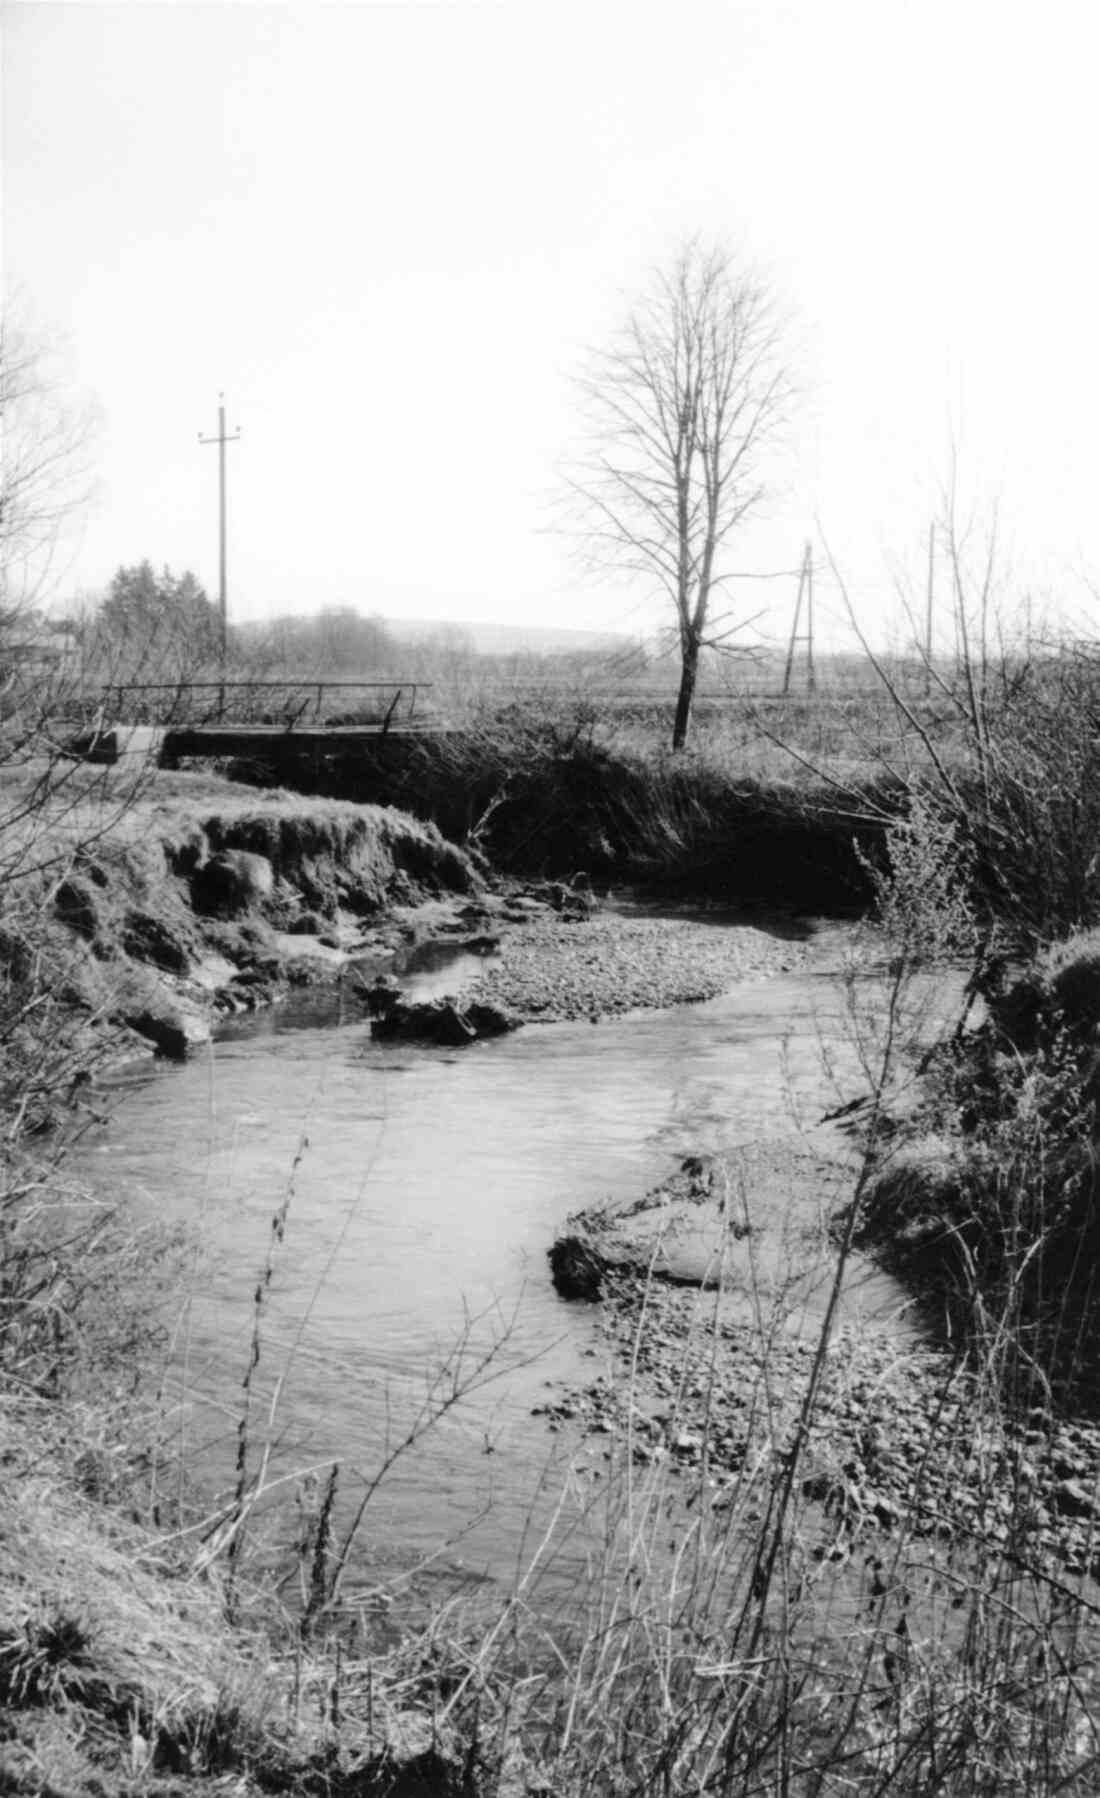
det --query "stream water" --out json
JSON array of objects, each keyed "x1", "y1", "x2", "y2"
[{"x1": 76, "y1": 915, "x2": 914, "y2": 1600}]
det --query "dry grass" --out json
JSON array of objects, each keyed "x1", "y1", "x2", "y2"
[
  {"x1": 0, "y1": 1392, "x2": 478, "y2": 1792},
  {"x1": 0, "y1": 1393, "x2": 257, "y2": 1768}
]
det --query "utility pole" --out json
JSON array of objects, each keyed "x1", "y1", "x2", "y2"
[
  {"x1": 806, "y1": 544, "x2": 816, "y2": 695},
  {"x1": 924, "y1": 521, "x2": 935, "y2": 696},
  {"x1": 782, "y1": 542, "x2": 816, "y2": 697},
  {"x1": 199, "y1": 395, "x2": 241, "y2": 704}
]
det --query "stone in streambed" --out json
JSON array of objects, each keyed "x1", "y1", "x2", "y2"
[
  {"x1": 370, "y1": 999, "x2": 460, "y2": 1043},
  {"x1": 549, "y1": 1234, "x2": 609, "y2": 1301},
  {"x1": 351, "y1": 974, "x2": 405, "y2": 1017},
  {"x1": 464, "y1": 1000, "x2": 518, "y2": 1037},
  {"x1": 121, "y1": 995, "x2": 211, "y2": 1060},
  {"x1": 369, "y1": 996, "x2": 518, "y2": 1046},
  {"x1": 435, "y1": 1002, "x2": 478, "y2": 1046}
]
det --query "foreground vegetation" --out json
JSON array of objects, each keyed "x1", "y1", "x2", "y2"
[{"x1": 6, "y1": 639, "x2": 1100, "y2": 1795}]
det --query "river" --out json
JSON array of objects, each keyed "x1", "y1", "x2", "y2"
[{"x1": 75, "y1": 914, "x2": 914, "y2": 1601}]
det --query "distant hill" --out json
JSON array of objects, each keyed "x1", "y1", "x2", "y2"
[{"x1": 384, "y1": 617, "x2": 633, "y2": 657}]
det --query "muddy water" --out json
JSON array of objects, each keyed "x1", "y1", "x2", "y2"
[{"x1": 77, "y1": 919, "x2": 915, "y2": 1594}]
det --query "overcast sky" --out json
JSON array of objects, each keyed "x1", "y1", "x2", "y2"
[{"x1": 5, "y1": 0, "x2": 1099, "y2": 651}]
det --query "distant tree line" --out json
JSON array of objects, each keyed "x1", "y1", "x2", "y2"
[
  {"x1": 74, "y1": 565, "x2": 654, "y2": 695},
  {"x1": 82, "y1": 561, "x2": 223, "y2": 682}
]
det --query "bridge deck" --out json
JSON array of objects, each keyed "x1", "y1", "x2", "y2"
[
  {"x1": 64, "y1": 719, "x2": 448, "y2": 766},
  {"x1": 161, "y1": 720, "x2": 448, "y2": 760}
]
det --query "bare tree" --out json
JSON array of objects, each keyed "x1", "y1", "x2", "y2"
[
  {"x1": 569, "y1": 242, "x2": 790, "y2": 748},
  {"x1": 0, "y1": 310, "x2": 96, "y2": 624}
]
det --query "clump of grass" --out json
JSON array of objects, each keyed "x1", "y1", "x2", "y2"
[
  {"x1": 0, "y1": 1392, "x2": 264, "y2": 1772},
  {"x1": 861, "y1": 981, "x2": 1100, "y2": 1410}
]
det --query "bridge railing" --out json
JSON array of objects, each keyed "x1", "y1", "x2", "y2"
[{"x1": 98, "y1": 679, "x2": 432, "y2": 729}]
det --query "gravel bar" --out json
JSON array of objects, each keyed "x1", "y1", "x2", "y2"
[
  {"x1": 467, "y1": 909, "x2": 810, "y2": 1022},
  {"x1": 544, "y1": 1208, "x2": 1100, "y2": 1585}
]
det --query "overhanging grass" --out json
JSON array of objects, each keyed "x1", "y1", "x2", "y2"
[{"x1": 275, "y1": 721, "x2": 900, "y2": 909}]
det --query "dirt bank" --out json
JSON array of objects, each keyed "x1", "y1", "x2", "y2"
[
  {"x1": 15, "y1": 767, "x2": 828, "y2": 1065},
  {"x1": 253, "y1": 723, "x2": 889, "y2": 907},
  {"x1": 3, "y1": 768, "x2": 485, "y2": 1085}
]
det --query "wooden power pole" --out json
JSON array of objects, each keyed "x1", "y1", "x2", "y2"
[
  {"x1": 782, "y1": 542, "x2": 816, "y2": 696},
  {"x1": 199, "y1": 395, "x2": 241, "y2": 680},
  {"x1": 924, "y1": 521, "x2": 935, "y2": 695}
]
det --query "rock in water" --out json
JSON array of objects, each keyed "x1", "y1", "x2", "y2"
[
  {"x1": 436, "y1": 1001, "x2": 478, "y2": 1046},
  {"x1": 370, "y1": 996, "x2": 519, "y2": 1045},
  {"x1": 121, "y1": 998, "x2": 211, "y2": 1060},
  {"x1": 357, "y1": 975, "x2": 404, "y2": 1017},
  {"x1": 549, "y1": 1234, "x2": 608, "y2": 1301},
  {"x1": 464, "y1": 1000, "x2": 518, "y2": 1037}
]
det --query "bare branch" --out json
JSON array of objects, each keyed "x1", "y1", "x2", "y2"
[{"x1": 0, "y1": 310, "x2": 99, "y2": 617}]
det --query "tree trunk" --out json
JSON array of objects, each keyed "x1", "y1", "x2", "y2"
[{"x1": 672, "y1": 632, "x2": 700, "y2": 750}]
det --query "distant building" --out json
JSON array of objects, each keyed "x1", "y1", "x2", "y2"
[{"x1": 0, "y1": 611, "x2": 81, "y2": 692}]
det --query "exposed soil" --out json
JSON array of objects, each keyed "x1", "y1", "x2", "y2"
[{"x1": 2, "y1": 769, "x2": 487, "y2": 1087}]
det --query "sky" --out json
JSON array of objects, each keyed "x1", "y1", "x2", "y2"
[{"x1": 4, "y1": 0, "x2": 1100, "y2": 654}]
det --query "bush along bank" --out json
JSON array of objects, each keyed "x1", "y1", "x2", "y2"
[{"x1": 857, "y1": 925, "x2": 1100, "y2": 1413}]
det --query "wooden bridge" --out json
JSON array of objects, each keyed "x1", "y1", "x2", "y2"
[{"x1": 70, "y1": 679, "x2": 443, "y2": 767}]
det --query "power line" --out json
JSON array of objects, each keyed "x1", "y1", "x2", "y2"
[{"x1": 716, "y1": 566, "x2": 808, "y2": 581}]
